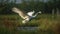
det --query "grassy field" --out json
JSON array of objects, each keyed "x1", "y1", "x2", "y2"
[{"x1": 0, "y1": 14, "x2": 60, "y2": 34}]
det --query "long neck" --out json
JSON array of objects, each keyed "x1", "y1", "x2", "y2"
[{"x1": 32, "y1": 12, "x2": 39, "y2": 18}]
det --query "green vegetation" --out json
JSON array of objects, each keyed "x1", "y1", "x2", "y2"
[
  {"x1": 0, "y1": 14, "x2": 60, "y2": 34},
  {"x1": 0, "y1": 0, "x2": 60, "y2": 14},
  {"x1": 0, "y1": 0, "x2": 60, "y2": 34}
]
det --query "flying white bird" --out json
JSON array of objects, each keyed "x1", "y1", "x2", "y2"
[{"x1": 12, "y1": 7, "x2": 41, "y2": 24}]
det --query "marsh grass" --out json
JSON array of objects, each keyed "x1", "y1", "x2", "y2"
[{"x1": 0, "y1": 14, "x2": 60, "y2": 34}]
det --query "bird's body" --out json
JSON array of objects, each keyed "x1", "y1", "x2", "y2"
[
  {"x1": 27, "y1": 10, "x2": 34, "y2": 17},
  {"x1": 12, "y1": 7, "x2": 41, "y2": 23}
]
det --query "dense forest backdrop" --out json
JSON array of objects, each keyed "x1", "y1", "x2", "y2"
[{"x1": 0, "y1": 0, "x2": 60, "y2": 15}]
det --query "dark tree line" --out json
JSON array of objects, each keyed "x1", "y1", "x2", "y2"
[{"x1": 0, "y1": 0, "x2": 60, "y2": 14}]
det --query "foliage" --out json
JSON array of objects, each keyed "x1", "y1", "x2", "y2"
[
  {"x1": 0, "y1": 0, "x2": 60, "y2": 14},
  {"x1": 0, "y1": 14, "x2": 60, "y2": 34}
]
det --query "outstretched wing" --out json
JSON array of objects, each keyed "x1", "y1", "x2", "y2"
[{"x1": 12, "y1": 7, "x2": 29, "y2": 19}]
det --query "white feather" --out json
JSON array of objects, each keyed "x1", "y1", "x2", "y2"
[{"x1": 12, "y1": 7, "x2": 41, "y2": 24}]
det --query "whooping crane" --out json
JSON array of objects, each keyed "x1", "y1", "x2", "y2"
[{"x1": 12, "y1": 7, "x2": 41, "y2": 24}]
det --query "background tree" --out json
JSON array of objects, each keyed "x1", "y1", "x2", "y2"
[{"x1": 0, "y1": 0, "x2": 60, "y2": 14}]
